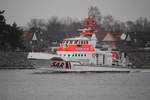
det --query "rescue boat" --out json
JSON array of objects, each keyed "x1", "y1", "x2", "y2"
[{"x1": 27, "y1": 15, "x2": 128, "y2": 72}]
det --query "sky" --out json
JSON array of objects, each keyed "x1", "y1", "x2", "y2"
[{"x1": 0, "y1": 0, "x2": 150, "y2": 26}]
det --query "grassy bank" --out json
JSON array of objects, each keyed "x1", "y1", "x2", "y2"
[
  {"x1": 127, "y1": 50, "x2": 150, "y2": 68},
  {"x1": 0, "y1": 51, "x2": 34, "y2": 69},
  {"x1": 0, "y1": 51, "x2": 150, "y2": 69}
]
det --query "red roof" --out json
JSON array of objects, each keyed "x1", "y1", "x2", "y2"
[
  {"x1": 96, "y1": 32, "x2": 122, "y2": 42},
  {"x1": 96, "y1": 32, "x2": 107, "y2": 41},
  {"x1": 111, "y1": 32, "x2": 122, "y2": 41},
  {"x1": 22, "y1": 32, "x2": 34, "y2": 40}
]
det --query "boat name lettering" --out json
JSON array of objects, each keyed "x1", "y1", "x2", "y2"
[
  {"x1": 50, "y1": 61, "x2": 71, "y2": 69},
  {"x1": 51, "y1": 62, "x2": 64, "y2": 68}
]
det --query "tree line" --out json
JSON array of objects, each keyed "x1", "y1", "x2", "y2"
[
  {"x1": 1, "y1": 6, "x2": 150, "y2": 51},
  {"x1": 26, "y1": 16, "x2": 81, "y2": 43},
  {"x1": 26, "y1": 6, "x2": 150, "y2": 42},
  {"x1": 0, "y1": 10, "x2": 23, "y2": 51}
]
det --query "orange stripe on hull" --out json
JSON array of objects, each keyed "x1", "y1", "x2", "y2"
[
  {"x1": 57, "y1": 44, "x2": 95, "y2": 52},
  {"x1": 64, "y1": 39, "x2": 94, "y2": 41},
  {"x1": 80, "y1": 32, "x2": 95, "y2": 35}
]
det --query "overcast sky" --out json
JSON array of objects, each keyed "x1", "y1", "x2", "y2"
[{"x1": 1, "y1": 0, "x2": 150, "y2": 26}]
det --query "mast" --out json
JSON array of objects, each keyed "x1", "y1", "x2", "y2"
[{"x1": 78, "y1": 14, "x2": 97, "y2": 33}]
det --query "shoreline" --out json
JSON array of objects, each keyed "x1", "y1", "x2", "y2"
[
  {"x1": 0, "y1": 51, "x2": 150, "y2": 70},
  {"x1": 0, "y1": 65, "x2": 150, "y2": 70}
]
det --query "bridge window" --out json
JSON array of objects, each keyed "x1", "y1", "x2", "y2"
[
  {"x1": 83, "y1": 41, "x2": 88, "y2": 44},
  {"x1": 62, "y1": 41, "x2": 65, "y2": 43},
  {"x1": 74, "y1": 40, "x2": 78, "y2": 44},
  {"x1": 78, "y1": 54, "x2": 80, "y2": 56},
  {"x1": 64, "y1": 41, "x2": 70, "y2": 44},
  {"x1": 69, "y1": 41, "x2": 73, "y2": 44},
  {"x1": 67, "y1": 41, "x2": 70, "y2": 44},
  {"x1": 77, "y1": 41, "x2": 81, "y2": 45},
  {"x1": 83, "y1": 41, "x2": 86, "y2": 44},
  {"x1": 72, "y1": 41, "x2": 75, "y2": 44},
  {"x1": 86, "y1": 41, "x2": 88, "y2": 44}
]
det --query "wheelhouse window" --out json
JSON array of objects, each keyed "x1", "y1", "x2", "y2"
[
  {"x1": 78, "y1": 41, "x2": 81, "y2": 45},
  {"x1": 81, "y1": 41, "x2": 84, "y2": 45},
  {"x1": 66, "y1": 41, "x2": 69, "y2": 44},
  {"x1": 74, "y1": 40, "x2": 78, "y2": 44},
  {"x1": 86, "y1": 41, "x2": 88, "y2": 44},
  {"x1": 69, "y1": 41, "x2": 73, "y2": 44}
]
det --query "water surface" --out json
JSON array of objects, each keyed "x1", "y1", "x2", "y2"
[{"x1": 0, "y1": 69, "x2": 150, "y2": 100}]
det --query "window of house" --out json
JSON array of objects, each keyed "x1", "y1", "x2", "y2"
[
  {"x1": 30, "y1": 41, "x2": 32, "y2": 44},
  {"x1": 40, "y1": 39, "x2": 43, "y2": 42}
]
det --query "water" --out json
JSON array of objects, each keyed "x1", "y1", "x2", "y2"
[{"x1": 0, "y1": 69, "x2": 150, "y2": 100}]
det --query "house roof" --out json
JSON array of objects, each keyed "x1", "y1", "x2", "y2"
[
  {"x1": 22, "y1": 32, "x2": 34, "y2": 41},
  {"x1": 112, "y1": 32, "x2": 122, "y2": 41},
  {"x1": 96, "y1": 32, "x2": 122, "y2": 42},
  {"x1": 103, "y1": 33, "x2": 118, "y2": 41}
]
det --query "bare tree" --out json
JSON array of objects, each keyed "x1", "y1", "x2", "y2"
[
  {"x1": 102, "y1": 15, "x2": 114, "y2": 31},
  {"x1": 88, "y1": 6, "x2": 102, "y2": 25},
  {"x1": 46, "y1": 16, "x2": 65, "y2": 42},
  {"x1": 27, "y1": 18, "x2": 46, "y2": 31},
  {"x1": 112, "y1": 20, "x2": 126, "y2": 32}
]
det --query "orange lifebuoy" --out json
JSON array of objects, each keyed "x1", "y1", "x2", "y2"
[{"x1": 112, "y1": 53, "x2": 117, "y2": 58}]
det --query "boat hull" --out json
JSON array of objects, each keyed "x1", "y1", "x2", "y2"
[{"x1": 29, "y1": 59, "x2": 130, "y2": 73}]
